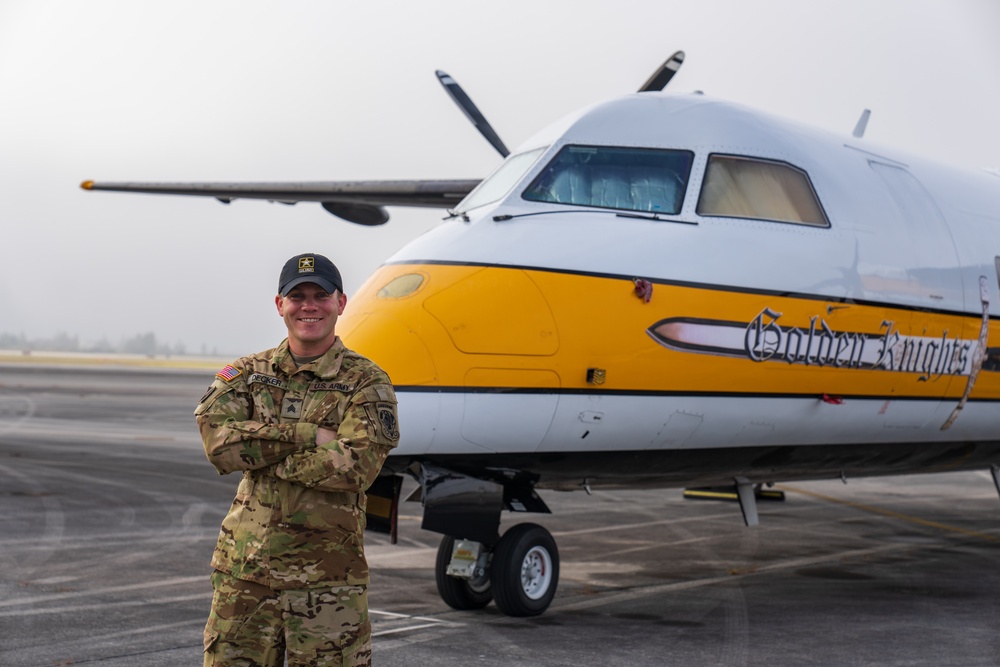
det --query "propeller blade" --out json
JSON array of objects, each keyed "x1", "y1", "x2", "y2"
[
  {"x1": 436, "y1": 70, "x2": 510, "y2": 158},
  {"x1": 852, "y1": 109, "x2": 871, "y2": 139},
  {"x1": 638, "y1": 51, "x2": 685, "y2": 92}
]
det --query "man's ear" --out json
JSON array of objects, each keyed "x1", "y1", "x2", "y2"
[
  {"x1": 337, "y1": 292, "x2": 348, "y2": 315},
  {"x1": 275, "y1": 294, "x2": 285, "y2": 316}
]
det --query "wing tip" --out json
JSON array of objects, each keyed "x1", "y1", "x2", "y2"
[{"x1": 80, "y1": 180, "x2": 94, "y2": 190}]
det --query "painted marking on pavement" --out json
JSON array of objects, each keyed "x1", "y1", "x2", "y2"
[
  {"x1": 370, "y1": 609, "x2": 463, "y2": 637},
  {"x1": 780, "y1": 484, "x2": 1000, "y2": 543}
]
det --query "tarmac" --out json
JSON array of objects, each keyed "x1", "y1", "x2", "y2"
[{"x1": 2, "y1": 362, "x2": 1000, "y2": 666}]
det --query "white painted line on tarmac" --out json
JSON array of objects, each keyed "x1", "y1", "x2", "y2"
[
  {"x1": 553, "y1": 541, "x2": 922, "y2": 613},
  {"x1": 370, "y1": 608, "x2": 463, "y2": 637},
  {"x1": 0, "y1": 575, "x2": 205, "y2": 608},
  {"x1": 550, "y1": 503, "x2": 816, "y2": 538},
  {"x1": 0, "y1": 593, "x2": 209, "y2": 618},
  {"x1": 0, "y1": 529, "x2": 217, "y2": 548},
  {"x1": 373, "y1": 622, "x2": 450, "y2": 637},
  {"x1": 371, "y1": 609, "x2": 451, "y2": 623}
]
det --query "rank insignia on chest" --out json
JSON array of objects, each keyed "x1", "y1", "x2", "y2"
[
  {"x1": 216, "y1": 365, "x2": 242, "y2": 382},
  {"x1": 281, "y1": 397, "x2": 304, "y2": 419}
]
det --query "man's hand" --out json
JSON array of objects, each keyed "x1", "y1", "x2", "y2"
[{"x1": 316, "y1": 427, "x2": 338, "y2": 446}]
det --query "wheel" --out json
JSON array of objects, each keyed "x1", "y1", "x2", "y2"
[
  {"x1": 435, "y1": 535, "x2": 493, "y2": 610},
  {"x1": 490, "y1": 523, "x2": 559, "y2": 617}
]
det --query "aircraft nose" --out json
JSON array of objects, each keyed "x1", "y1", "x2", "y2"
[
  {"x1": 341, "y1": 309, "x2": 439, "y2": 385},
  {"x1": 339, "y1": 264, "x2": 560, "y2": 386},
  {"x1": 338, "y1": 269, "x2": 438, "y2": 386},
  {"x1": 338, "y1": 264, "x2": 563, "y2": 455},
  {"x1": 339, "y1": 274, "x2": 441, "y2": 456}
]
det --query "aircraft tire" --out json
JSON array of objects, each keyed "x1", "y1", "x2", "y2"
[
  {"x1": 490, "y1": 523, "x2": 559, "y2": 617},
  {"x1": 435, "y1": 535, "x2": 493, "y2": 610}
]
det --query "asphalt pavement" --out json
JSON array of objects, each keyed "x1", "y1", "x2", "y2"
[{"x1": 2, "y1": 362, "x2": 1000, "y2": 666}]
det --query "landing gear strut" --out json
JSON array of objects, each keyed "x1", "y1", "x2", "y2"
[{"x1": 436, "y1": 523, "x2": 560, "y2": 617}]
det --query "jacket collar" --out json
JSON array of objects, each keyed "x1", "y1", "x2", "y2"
[{"x1": 272, "y1": 337, "x2": 346, "y2": 378}]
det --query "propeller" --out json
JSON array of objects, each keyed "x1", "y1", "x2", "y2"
[
  {"x1": 638, "y1": 51, "x2": 685, "y2": 92},
  {"x1": 435, "y1": 70, "x2": 510, "y2": 158},
  {"x1": 437, "y1": 51, "x2": 684, "y2": 158}
]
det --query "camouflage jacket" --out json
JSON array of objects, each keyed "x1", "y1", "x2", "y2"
[{"x1": 195, "y1": 337, "x2": 399, "y2": 589}]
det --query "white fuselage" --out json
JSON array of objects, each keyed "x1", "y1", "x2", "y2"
[{"x1": 339, "y1": 93, "x2": 1000, "y2": 484}]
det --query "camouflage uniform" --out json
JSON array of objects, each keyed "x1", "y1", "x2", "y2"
[{"x1": 196, "y1": 337, "x2": 399, "y2": 666}]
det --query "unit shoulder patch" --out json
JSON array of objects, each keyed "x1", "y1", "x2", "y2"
[{"x1": 376, "y1": 401, "x2": 400, "y2": 442}]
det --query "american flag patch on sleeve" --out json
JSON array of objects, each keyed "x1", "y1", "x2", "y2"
[{"x1": 216, "y1": 365, "x2": 242, "y2": 382}]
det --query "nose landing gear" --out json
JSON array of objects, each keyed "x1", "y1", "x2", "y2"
[
  {"x1": 435, "y1": 535, "x2": 493, "y2": 610},
  {"x1": 436, "y1": 523, "x2": 560, "y2": 617}
]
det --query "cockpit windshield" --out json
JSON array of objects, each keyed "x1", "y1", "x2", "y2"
[
  {"x1": 454, "y1": 147, "x2": 547, "y2": 214},
  {"x1": 522, "y1": 145, "x2": 694, "y2": 215}
]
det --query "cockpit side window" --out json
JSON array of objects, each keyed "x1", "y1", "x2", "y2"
[
  {"x1": 456, "y1": 147, "x2": 547, "y2": 214},
  {"x1": 522, "y1": 145, "x2": 694, "y2": 215},
  {"x1": 696, "y1": 154, "x2": 829, "y2": 227}
]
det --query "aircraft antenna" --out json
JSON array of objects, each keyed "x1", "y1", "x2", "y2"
[{"x1": 435, "y1": 70, "x2": 510, "y2": 158}]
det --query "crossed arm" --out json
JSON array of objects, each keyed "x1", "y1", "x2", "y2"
[{"x1": 196, "y1": 379, "x2": 397, "y2": 494}]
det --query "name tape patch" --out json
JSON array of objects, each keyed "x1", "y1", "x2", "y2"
[
  {"x1": 311, "y1": 381, "x2": 356, "y2": 392},
  {"x1": 248, "y1": 373, "x2": 288, "y2": 389}
]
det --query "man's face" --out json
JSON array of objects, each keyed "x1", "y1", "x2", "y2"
[{"x1": 275, "y1": 282, "x2": 347, "y2": 355}]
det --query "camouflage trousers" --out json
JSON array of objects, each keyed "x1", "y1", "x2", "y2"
[{"x1": 204, "y1": 570, "x2": 371, "y2": 667}]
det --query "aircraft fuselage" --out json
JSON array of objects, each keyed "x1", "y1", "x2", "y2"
[{"x1": 340, "y1": 93, "x2": 1000, "y2": 489}]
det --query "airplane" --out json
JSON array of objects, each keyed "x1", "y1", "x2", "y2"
[{"x1": 81, "y1": 51, "x2": 1000, "y2": 617}]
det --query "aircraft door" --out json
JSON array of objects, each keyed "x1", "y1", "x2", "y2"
[
  {"x1": 858, "y1": 162, "x2": 969, "y2": 417},
  {"x1": 868, "y1": 161, "x2": 963, "y2": 307}
]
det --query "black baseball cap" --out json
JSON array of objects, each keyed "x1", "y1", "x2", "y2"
[{"x1": 278, "y1": 253, "x2": 344, "y2": 297}]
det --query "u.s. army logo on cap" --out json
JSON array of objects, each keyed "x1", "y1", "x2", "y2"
[{"x1": 298, "y1": 257, "x2": 315, "y2": 273}]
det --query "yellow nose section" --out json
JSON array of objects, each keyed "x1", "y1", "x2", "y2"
[
  {"x1": 339, "y1": 264, "x2": 560, "y2": 387},
  {"x1": 341, "y1": 311, "x2": 439, "y2": 385}
]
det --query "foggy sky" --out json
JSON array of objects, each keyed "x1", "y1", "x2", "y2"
[{"x1": 1, "y1": 0, "x2": 998, "y2": 356}]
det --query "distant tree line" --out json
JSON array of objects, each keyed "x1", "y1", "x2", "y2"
[{"x1": 0, "y1": 331, "x2": 192, "y2": 356}]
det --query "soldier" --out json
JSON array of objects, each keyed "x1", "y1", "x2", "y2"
[{"x1": 195, "y1": 253, "x2": 400, "y2": 667}]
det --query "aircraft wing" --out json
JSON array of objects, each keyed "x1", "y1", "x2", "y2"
[{"x1": 79, "y1": 178, "x2": 481, "y2": 225}]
